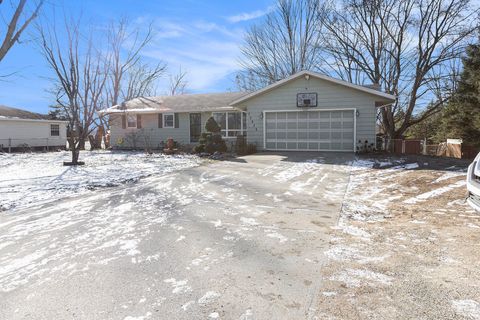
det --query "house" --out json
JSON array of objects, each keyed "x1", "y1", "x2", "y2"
[
  {"x1": 101, "y1": 70, "x2": 396, "y2": 152},
  {"x1": 0, "y1": 105, "x2": 68, "y2": 152}
]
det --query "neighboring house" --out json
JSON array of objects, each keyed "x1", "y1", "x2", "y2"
[
  {"x1": 101, "y1": 70, "x2": 396, "y2": 152},
  {"x1": 0, "y1": 105, "x2": 68, "y2": 152}
]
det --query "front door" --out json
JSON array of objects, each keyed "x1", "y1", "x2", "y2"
[{"x1": 189, "y1": 113, "x2": 202, "y2": 143}]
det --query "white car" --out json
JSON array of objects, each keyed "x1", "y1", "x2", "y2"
[{"x1": 467, "y1": 152, "x2": 480, "y2": 211}]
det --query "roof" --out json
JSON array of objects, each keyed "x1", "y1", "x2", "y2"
[
  {"x1": 99, "y1": 92, "x2": 249, "y2": 115},
  {"x1": 0, "y1": 105, "x2": 50, "y2": 120},
  {"x1": 229, "y1": 70, "x2": 396, "y2": 106}
]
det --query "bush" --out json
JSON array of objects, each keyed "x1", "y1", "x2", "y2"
[
  {"x1": 205, "y1": 117, "x2": 221, "y2": 133},
  {"x1": 235, "y1": 135, "x2": 256, "y2": 155},
  {"x1": 194, "y1": 117, "x2": 228, "y2": 154},
  {"x1": 245, "y1": 143, "x2": 257, "y2": 155},
  {"x1": 194, "y1": 144, "x2": 205, "y2": 153}
]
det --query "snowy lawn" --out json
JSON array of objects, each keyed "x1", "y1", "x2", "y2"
[{"x1": 0, "y1": 150, "x2": 202, "y2": 211}]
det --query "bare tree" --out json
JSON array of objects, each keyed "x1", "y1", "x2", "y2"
[
  {"x1": 238, "y1": 0, "x2": 326, "y2": 90},
  {"x1": 0, "y1": 0, "x2": 44, "y2": 66},
  {"x1": 38, "y1": 17, "x2": 108, "y2": 165},
  {"x1": 97, "y1": 18, "x2": 166, "y2": 148},
  {"x1": 321, "y1": 0, "x2": 478, "y2": 138},
  {"x1": 168, "y1": 67, "x2": 188, "y2": 95},
  {"x1": 123, "y1": 63, "x2": 165, "y2": 100}
]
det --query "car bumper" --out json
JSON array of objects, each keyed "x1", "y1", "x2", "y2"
[{"x1": 467, "y1": 160, "x2": 480, "y2": 212}]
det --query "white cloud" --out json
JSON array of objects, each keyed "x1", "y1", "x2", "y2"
[
  {"x1": 141, "y1": 19, "x2": 244, "y2": 93},
  {"x1": 226, "y1": 6, "x2": 274, "y2": 23}
]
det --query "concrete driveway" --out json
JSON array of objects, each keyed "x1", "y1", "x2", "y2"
[{"x1": 0, "y1": 152, "x2": 354, "y2": 320}]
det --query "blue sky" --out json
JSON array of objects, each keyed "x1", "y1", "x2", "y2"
[{"x1": 0, "y1": 0, "x2": 274, "y2": 114}]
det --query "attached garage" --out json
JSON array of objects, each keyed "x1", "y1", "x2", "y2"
[
  {"x1": 264, "y1": 110, "x2": 355, "y2": 151},
  {"x1": 230, "y1": 70, "x2": 396, "y2": 152}
]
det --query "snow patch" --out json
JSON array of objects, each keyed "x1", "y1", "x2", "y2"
[
  {"x1": 0, "y1": 151, "x2": 201, "y2": 211},
  {"x1": 452, "y1": 299, "x2": 480, "y2": 319},
  {"x1": 198, "y1": 291, "x2": 221, "y2": 304},
  {"x1": 330, "y1": 268, "x2": 394, "y2": 288},
  {"x1": 404, "y1": 180, "x2": 466, "y2": 204},
  {"x1": 163, "y1": 278, "x2": 192, "y2": 294}
]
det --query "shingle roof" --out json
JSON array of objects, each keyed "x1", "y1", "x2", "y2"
[
  {"x1": 99, "y1": 92, "x2": 249, "y2": 115},
  {"x1": 0, "y1": 105, "x2": 49, "y2": 120}
]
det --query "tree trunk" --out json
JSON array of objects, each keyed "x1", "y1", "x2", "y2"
[{"x1": 71, "y1": 148, "x2": 80, "y2": 164}]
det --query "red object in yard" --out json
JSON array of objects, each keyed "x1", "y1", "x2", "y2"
[{"x1": 166, "y1": 138, "x2": 174, "y2": 150}]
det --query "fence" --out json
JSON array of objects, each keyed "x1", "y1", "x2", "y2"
[
  {"x1": 0, "y1": 138, "x2": 66, "y2": 152},
  {"x1": 379, "y1": 138, "x2": 479, "y2": 159},
  {"x1": 380, "y1": 138, "x2": 426, "y2": 155}
]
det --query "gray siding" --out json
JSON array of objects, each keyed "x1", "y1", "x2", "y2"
[
  {"x1": 110, "y1": 112, "x2": 213, "y2": 149},
  {"x1": 238, "y1": 76, "x2": 379, "y2": 151}
]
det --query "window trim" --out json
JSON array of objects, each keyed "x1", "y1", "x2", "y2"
[
  {"x1": 212, "y1": 111, "x2": 246, "y2": 138},
  {"x1": 127, "y1": 114, "x2": 137, "y2": 128},
  {"x1": 163, "y1": 113, "x2": 175, "y2": 128},
  {"x1": 50, "y1": 124, "x2": 60, "y2": 137}
]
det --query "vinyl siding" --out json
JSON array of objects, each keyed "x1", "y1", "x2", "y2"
[
  {"x1": 237, "y1": 76, "x2": 380, "y2": 151},
  {"x1": 110, "y1": 112, "x2": 213, "y2": 149},
  {"x1": 0, "y1": 119, "x2": 67, "y2": 148}
]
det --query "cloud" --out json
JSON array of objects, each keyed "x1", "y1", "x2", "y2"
[
  {"x1": 141, "y1": 19, "x2": 244, "y2": 93},
  {"x1": 226, "y1": 6, "x2": 274, "y2": 23}
]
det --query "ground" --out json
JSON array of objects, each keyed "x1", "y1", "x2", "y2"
[{"x1": 0, "y1": 150, "x2": 478, "y2": 319}]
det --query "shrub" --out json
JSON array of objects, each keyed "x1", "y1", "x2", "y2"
[
  {"x1": 235, "y1": 135, "x2": 257, "y2": 155},
  {"x1": 205, "y1": 117, "x2": 221, "y2": 133},
  {"x1": 193, "y1": 144, "x2": 205, "y2": 153},
  {"x1": 194, "y1": 117, "x2": 228, "y2": 154},
  {"x1": 245, "y1": 143, "x2": 257, "y2": 155}
]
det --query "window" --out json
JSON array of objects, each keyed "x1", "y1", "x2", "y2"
[
  {"x1": 163, "y1": 113, "x2": 174, "y2": 128},
  {"x1": 127, "y1": 114, "x2": 137, "y2": 128},
  {"x1": 50, "y1": 124, "x2": 60, "y2": 136},
  {"x1": 212, "y1": 112, "x2": 246, "y2": 138}
]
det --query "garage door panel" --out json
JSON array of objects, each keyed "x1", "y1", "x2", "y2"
[
  {"x1": 265, "y1": 110, "x2": 355, "y2": 151},
  {"x1": 287, "y1": 132, "x2": 297, "y2": 139},
  {"x1": 319, "y1": 122, "x2": 330, "y2": 129},
  {"x1": 309, "y1": 122, "x2": 319, "y2": 129}
]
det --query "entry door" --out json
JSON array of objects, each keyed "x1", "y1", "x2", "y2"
[
  {"x1": 190, "y1": 113, "x2": 202, "y2": 143},
  {"x1": 264, "y1": 110, "x2": 355, "y2": 151}
]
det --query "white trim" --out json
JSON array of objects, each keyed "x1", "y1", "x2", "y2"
[
  {"x1": 263, "y1": 111, "x2": 266, "y2": 150},
  {"x1": 0, "y1": 117, "x2": 68, "y2": 123},
  {"x1": 98, "y1": 107, "x2": 239, "y2": 115},
  {"x1": 163, "y1": 113, "x2": 175, "y2": 128},
  {"x1": 229, "y1": 70, "x2": 396, "y2": 106},
  {"x1": 212, "y1": 111, "x2": 246, "y2": 138},
  {"x1": 263, "y1": 148, "x2": 354, "y2": 153},
  {"x1": 50, "y1": 123, "x2": 61, "y2": 137},
  {"x1": 263, "y1": 108, "x2": 356, "y2": 113},
  {"x1": 353, "y1": 108, "x2": 357, "y2": 152},
  {"x1": 263, "y1": 109, "x2": 356, "y2": 152},
  {"x1": 126, "y1": 114, "x2": 137, "y2": 128}
]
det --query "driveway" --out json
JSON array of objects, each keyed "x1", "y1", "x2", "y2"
[{"x1": 0, "y1": 152, "x2": 354, "y2": 319}]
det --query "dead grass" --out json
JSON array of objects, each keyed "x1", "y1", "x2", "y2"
[{"x1": 315, "y1": 156, "x2": 480, "y2": 320}]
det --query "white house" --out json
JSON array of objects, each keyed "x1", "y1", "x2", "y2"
[
  {"x1": 100, "y1": 70, "x2": 396, "y2": 152},
  {"x1": 0, "y1": 105, "x2": 68, "y2": 152}
]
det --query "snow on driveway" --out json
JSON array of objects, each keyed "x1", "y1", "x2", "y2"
[
  {"x1": 0, "y1": 150, "x2": 201, "y2": 211},
  {"x1": 0, "y1": 152, "x2": 354, "y2": 319}
]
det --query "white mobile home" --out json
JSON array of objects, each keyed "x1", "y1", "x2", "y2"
[{"x1": 0, "y1": 105, "x2": 67, "y2": 152}]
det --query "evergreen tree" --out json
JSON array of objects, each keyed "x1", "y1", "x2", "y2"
[
  {"x1": 194, "y1": 117, "x2": 227, "y2": 154},
  {"x1": 436, "y1": 42, "x2": 480, "y2": 146}
]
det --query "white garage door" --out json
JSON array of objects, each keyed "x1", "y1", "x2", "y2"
[{"x1": 264, "y1": 110, "x2": 355, "y2": 151}]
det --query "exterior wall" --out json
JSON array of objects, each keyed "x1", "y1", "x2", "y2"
[
  {"x1": 0, "y1": 119, "x2": 67, "y2": 149},
  {"x1": 110, "y1": 112, "x2": 213, "y2": 149},
  {"x1": 238, "y1": 76, "x2": 379, "y2": 151}
]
